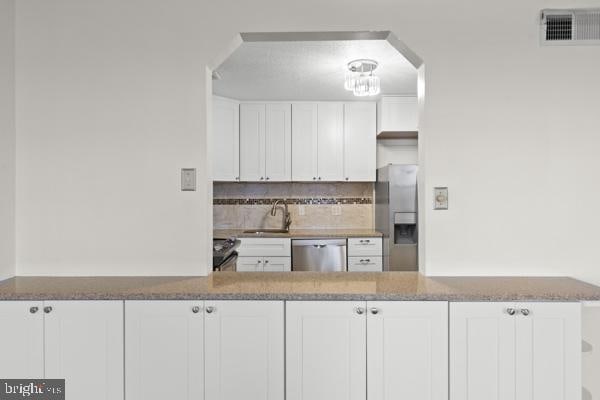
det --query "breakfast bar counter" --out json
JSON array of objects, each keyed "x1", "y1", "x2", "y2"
[{"x1": 1, "y1": 272, "x2": 600, "y2": 301}]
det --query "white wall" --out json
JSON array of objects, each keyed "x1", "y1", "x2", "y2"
[
  {"x1": 0, "y1": 0, "x2": 15, "y2": 280},
  {"x1": 13, "y1": 0, "x2": 600, "y2": 282}
]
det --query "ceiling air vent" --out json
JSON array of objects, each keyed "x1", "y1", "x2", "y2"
[{"x1": 541, "y1": 9, "x2": 600, "y2": 45}]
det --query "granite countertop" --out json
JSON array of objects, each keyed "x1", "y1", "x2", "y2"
[
  {"x1": 214, "y1": 229, "x2": 383, "y2": 239},
  {"x1": 1, "y1": 273, "x2": 600, "y2": 301}
]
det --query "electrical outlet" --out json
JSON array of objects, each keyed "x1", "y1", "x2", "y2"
[
  {"x1": 332, "y1": 205, "x2": 342, "y2": 216},
  {"x1": 434, "y1": 187, "x2": 448, "y2": 210},
  {"x1": 298, "y1": 205, "x2": 306, "y2": 216},
  {"x1": 181, "y1": 168, "x2": 196, "y2": 191}
]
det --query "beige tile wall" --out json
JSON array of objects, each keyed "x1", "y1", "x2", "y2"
[{"x1": 213, "y1": 182, "x2": 374, "y2": 230}]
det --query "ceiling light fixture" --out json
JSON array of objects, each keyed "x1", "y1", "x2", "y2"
[{"x1": 344, "y1": 59, "x2": 380, "y2": 97}]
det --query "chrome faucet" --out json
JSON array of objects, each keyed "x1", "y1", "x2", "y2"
[{"x1": 271, "y1": 199, "x2": 292, "y2": 231}]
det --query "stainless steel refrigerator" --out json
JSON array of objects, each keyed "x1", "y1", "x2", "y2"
[{"x1": 375, "y1": 164, "x2": 418, "y2": 271}]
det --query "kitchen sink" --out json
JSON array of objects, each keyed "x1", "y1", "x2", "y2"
[{"x1": 243, "y1": 229, "x2": 290, "y2": 234}]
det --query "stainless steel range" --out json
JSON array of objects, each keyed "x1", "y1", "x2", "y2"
[{"x1": 213, "y1": 238, "x2": 240, "y2": 271}]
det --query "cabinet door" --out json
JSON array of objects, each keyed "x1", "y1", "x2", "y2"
[
  {"x1": 263, "y1": 257, "x2": 291, "y2": 271},
  {"x1": 317, "y1": 102, "x2": 344, "y2": 181},
  {"x1": 286, "y1": 301, "x2": 366, "y2": 400},
  {"x1": 0, "y1": 301, "x2": 44, "y2": 378},
  {"x1": 236, "y1": 256, "x2": 263, "y2": 272},
  {"x1": 343, "y1": 102, "x2": 376, "y2": 181},
  {"x1": 367, "y1": 302, "x2": 448, "y2": 400},
  {"x1": 450, "y1": 302, "x2": 516, "y2": 400},
  {"x1": 291, "y1": 103, "x2": 318, "y2": 181},
  {"x1": 265, "y1": 103, "x2": 292, "y2": 181},
  {"x1": 44, "y1": 301, "x2": 123, "y2": 400},
  {"x1": 240, "y1": 104, "x2": 266, "y2": 181},
  {"x1": 212, "y1": 97, "x2": 239, "y2": 181},
  {"x1": 376, "y1": 96, "x2": 418, "y2": 133},
  {"x1": 125, "y1": 301, "x2": 204, "y2": 400},
  {"x1": 205, "y1": 301, "x2": 284, "y2": 400},
  {"x1": 515, "y1": 302, "x2": 581, "y2": 400}
]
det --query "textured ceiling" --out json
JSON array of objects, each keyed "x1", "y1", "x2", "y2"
[{"x1": 213, "y1": 40, "x2": 417, "y2": 101}]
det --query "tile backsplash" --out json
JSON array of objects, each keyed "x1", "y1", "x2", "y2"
[{"x1": 213, "y1": 182, "x2": 374, "y2": 230}]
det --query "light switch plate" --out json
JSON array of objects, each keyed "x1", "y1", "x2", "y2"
[
  {"x1": 181, "y1": 168, "x2": 196, "y2": 191},
  {"x1": 434, "y1": 187, "x2": 448, "y2": 210}
]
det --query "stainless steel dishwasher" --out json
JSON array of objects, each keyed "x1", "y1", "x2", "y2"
[{"x1": 292, "y1": 239, "x2": 347, "y2": 272}]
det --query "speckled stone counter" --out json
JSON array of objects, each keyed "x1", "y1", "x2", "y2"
[
  {"x1": 1, "y1": 273, "x2": 600, "y2": 301},
  {"x1": 213, "y1": 229, "x2": 382, "y2": 239}
]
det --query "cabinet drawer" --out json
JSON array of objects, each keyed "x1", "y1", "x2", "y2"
[
  {"x1": 348, "y1": 237, "x2": 382, "y2": 256},
  {"x1": 237, "y1": 238, "x2": 291, "y2": 257},
  {"x1": 348, "y1": 256, "x2": 382, "y2": 272}
]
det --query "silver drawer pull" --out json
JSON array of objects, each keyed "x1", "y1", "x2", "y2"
[
  {"x1": 506, "y1": 308, "x2": 516, "y2": 315},
  {"x1": 29, "y1": 306, "x2": 39, "y2": 314},
  {"x1": 370, "y1": 307, "x2": 380, "y2": 315},
  {"x1": 359, "y1": 239, "x2": 371, "y2": 244},
  {"x1": 359, "y1": 259, "x2": 371, "y2": 264},
  {"x1": 192, "y1": 306, "x2": 201, "y2": 314},
  {"x1": 520, "y1": 308, "x2": 530, "y2": 316},
  {"x1": 206, "y1": 306, "x2": 215, "y2": 314},
  {"x1": 355, "y1": 307, "x2": 365, "y2": 315}
]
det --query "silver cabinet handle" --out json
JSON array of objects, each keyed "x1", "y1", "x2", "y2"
[
  {"x1": 318, "y1": 177, "x2": 321, "y2": 180},
  {"x1": 313, "y1": 177, "x2": 316, "y2": 180},
  {"x1": 520, "y1": 308, "x2": 530, "y2": 316},
  {"x1": 264, "y1": 260, "x2": 269, "y2": 264},
  {"x1": 359, "y1": 259, "x2": 371, "y2": 264},
  {"x1": 506, "y1": 308, "x2": 516, "y2": 315},
  {"x1": 345, "y1": 177, "x2": 349, "y2": 181},
  {"x1": 359, "y1": 239, "x2": 371, "y2": 244},
  {"x1": 260, "y1": 177, "x2": 264, "y2": 181},
  {"x1": 370, "y1": 307, "x2": 379, "y2": 315},
  {"x1": 355, "y1": 307, "x2": 365, "y2": 315},
  {"x1": 206, "y1": 306, "x2": 215, "y2": 314},
  {"x1": 257, "y1": 260, "x2": 262, "y2": 264},
  {"x1": 29, "y1": 306, "x2": 39, "y2": 314},
  {"x1": 266, "y1": 177, "x2": 270, "y2": 180},
  {"x1": 44, "y1": 306, "x2": 53, "y2": 314},
  {"x1": 192, "y1": 306, "x2": 201, "y2": 314}
]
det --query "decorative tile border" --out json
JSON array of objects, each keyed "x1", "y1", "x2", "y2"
[{"x1": 213, "y1": 197, "x2": 372, "y2": 205}]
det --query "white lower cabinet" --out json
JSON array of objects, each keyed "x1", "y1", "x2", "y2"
[
  {"x1": 44, "y1": 301, "x2": 124, "y2": 400},
  {"x1": 286, "y1": 301, "x2": 448, "y2": 400},
  {"x1": 237, "y1": 256, "x2": 291, "y2": 272},
  {"x1": 286, "y1": 301, "x2": 367, "y2": 400},
  {"x1": 205, "y1": 301, "x2": 284, "y2": 400},
  {"x1": 0, "y1": 301, "x2": 44, "y2": 378},
  {"x1": 450, "y1": 302, "x2": 581, "y2": 400},
  {"x1": 0, "y1": 301, "x2": 123, "y2": 400},
  {"x1": 125, "y1": 301, "x2": 204, "y2": 400},
  {"x1": 367, "y1": 301, "x2": 448, "y2": 400}
]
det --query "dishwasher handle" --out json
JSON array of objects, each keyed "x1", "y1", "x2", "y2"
[{"x1": 292, "y1": 239, "x2": 347, "y2": 247}]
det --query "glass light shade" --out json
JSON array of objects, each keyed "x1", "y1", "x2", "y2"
[
  {"x1": 344, "y1": 73, "x2": 357, "y2": 91},
  {"x1": 352, "y1": 74, "x2": 380, "y2": 97}
]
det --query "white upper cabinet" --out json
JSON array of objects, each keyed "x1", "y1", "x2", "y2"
[
  {"x1": 205, "y1": 301, "x2": 284, "y2": 400},
  {"x1": 292, "y1": 102, "x2": 344, "y2": 182},
  {"x1": 377, "y1": 96, "x2": 418, "y2": 133},
  {"x1": 240, "y1": 103, "x2": 266, "y2": 181},
  {"x1": 450, "y1": 302, "x2": 581, "y2": 400},
  {"x1": 317, "y1": 102, "x2": 345, "y2": 181},
  {"x1": 367, "y1": 301, "x2": 448, "y2": 400},
  {"x1": 0, "y1": 301, "x2": 44, "y2": 378},
  {"x1": 240, "y1": 103, "x2": 291, "y2": 182},
  {"x1": 291, "y1": 103, "x2": 318, "y2": 181},
  {"x1": 44, "y1": 301, "x2": 124, "y2": 400},
  {"x1": 286, "y1": 301, "x2": 367, "y2": 400},
  {"x1": 265, "y1": 103, "x2": 292, "y2": 181},
  {"x1": 125, "y1": 301, "x2": 205, "y2": 400},
  {"x1": 212, "y1": 96, "x2": 239, "y2": 181},
  {"x1": 344, "y1": 102, "x2": 377, "y2": 181}
]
